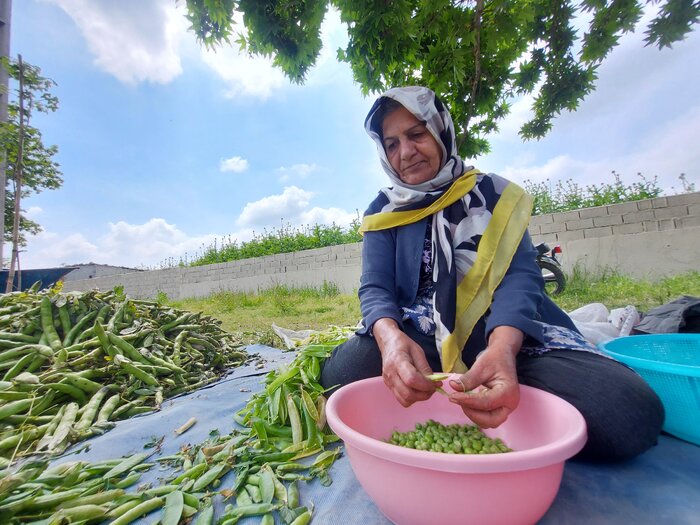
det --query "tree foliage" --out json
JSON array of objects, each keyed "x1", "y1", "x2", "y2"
[
  {"x1": 184, "y1": 0, "x2": 700, "y2": 157},
  {"x1": 0, "y1": 57, "x2": 62, "y2": 245}
]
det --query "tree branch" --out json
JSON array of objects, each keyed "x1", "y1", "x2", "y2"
[{"x1": 457, "y1": 0, "x2": 484, "y2": 156}]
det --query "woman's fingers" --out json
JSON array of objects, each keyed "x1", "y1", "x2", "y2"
[{"x1": 380, "y1": 334, "x2": 438, "y2": 407}]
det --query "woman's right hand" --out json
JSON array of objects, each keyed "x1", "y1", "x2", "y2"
[{"x1": 373, "y1": 318, "x2": 437, "y2": 407}]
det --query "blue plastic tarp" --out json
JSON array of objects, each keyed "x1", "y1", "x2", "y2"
[
  {"x1": 48, "y1": 345, "x2": 700, "y2": 524},
  {"x1": 1, "y1": 267, "x2": 77, "y2": 292}
]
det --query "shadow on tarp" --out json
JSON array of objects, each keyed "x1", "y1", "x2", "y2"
[{"x1": 49, "y1": 345, "x2": 700, "y2": 525}]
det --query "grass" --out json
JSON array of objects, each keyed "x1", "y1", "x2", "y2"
[
  {"x1": 170, "y1": 281, "x2": 361, "y2": 346},
  {"x1": 554, "y1": 268, "x2": 700, "y2": 314},
  {"x1": 169, "y1": 270, "x2": 700, "y2": 347}
]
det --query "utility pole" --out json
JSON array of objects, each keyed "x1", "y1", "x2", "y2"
[{"x1": 0, "y1": 0, "x2": 12, "y2": 271}]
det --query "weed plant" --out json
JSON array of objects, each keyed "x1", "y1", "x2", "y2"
[{"x1": 524, "y1": 171, "x2": 663, "y2": 215}]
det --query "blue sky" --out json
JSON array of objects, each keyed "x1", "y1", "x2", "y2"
[{"x1": 9, "y1": 0, "x2": 699, "y2": 269}]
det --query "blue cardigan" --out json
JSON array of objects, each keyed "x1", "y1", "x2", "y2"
[{"x1": 356, "y1": 212, "x2": 578, "y2": 356}]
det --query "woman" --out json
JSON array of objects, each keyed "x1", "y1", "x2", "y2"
[{"x1": 320, "y1": 86, "x2": 664, "y2": 462}]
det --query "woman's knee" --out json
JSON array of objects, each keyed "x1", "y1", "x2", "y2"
[
  {"x1": 320, "y1": 335, "x2": 383, "y2": 395},
  {"x1": 516, "y1": 350, "x2": 664, "y2": 462}
]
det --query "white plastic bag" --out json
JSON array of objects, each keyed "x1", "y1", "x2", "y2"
[{"x1": 568, "y1": 303, "x2": 640, "y2": 345}]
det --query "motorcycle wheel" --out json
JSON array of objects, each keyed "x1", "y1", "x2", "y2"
[{"x1": 539, "y1": 260, "x2": 566, "y2": 296}]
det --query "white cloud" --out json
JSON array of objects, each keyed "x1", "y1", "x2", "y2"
[
  {"x1": 277, "y1": 163, "x2": 318, "y2": 182},
  {"x1": 25, "y1": 206, "x2": 43, "y2": 220},
  {"x1": 17, "y1": 200, "x2": 359, "y2": 269},
  {"x1": 48, "y1": 0, "x2": 186, "y2": 85},
  {"x1": 236, "y1": 186, "x2": 314, "y2": 227},
  {"x1": 304, "y1": 8, "x2": 352, "y2": 87},
  {"x1": 499, "y1": 104, "x2": 700, "y2": 192},
  {"x1": 220, "y1": 156, "x2": 250, "y2": 173},
  {"x1": 235, "y1": 185, "x2": 359, "y2": 230},
  {"x1": 200, "y1": 7, "x2": 352, "y2": 98},
  {"x1": 199, "y1": 12, "x2": 287, "y2": 101},
  {"x1": 48, "y1": 1, "x2": 350, "y2": 96},
  {"x1": 19, "y1": 218, "x2": 222, "y2": 269},
  {"x1": 299, "y1": 207, "x2": 357, "y2": 227}
]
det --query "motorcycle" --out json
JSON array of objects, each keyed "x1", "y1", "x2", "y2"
[{"x1": 535, "y1": 243, "x2": 566, "y2": 296}]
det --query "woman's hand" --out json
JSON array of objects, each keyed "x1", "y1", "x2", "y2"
[
  {"x1": 448, "y1": 326, "x2": 524, "y2": 428},
  {"x1": 374, "y1": 318, "x2": 437, "y2": 407}
]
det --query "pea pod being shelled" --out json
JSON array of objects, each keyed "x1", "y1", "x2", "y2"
[{"x1": 0, "y1": 286, "x2": 251, "y2": 461}]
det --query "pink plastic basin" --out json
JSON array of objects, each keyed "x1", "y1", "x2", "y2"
[{"x1": 326, "y1": 376, "x2": 587, "y2": 525}]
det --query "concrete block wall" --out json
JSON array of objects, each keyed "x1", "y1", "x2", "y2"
[
  {"x1": 65, "y1": 243, "x2": 363, "y2": 300},
  {"x1": 64, "y1": 192, "x2": 700, "y2": 300},
  {"x1": 529, "y1": 191, "x2": 700, "y2": 278}
]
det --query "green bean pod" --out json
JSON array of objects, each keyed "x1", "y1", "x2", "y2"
[
  {"x1": 34, "y1": 405, "x2": 65, "y2": 452},
  {"x1": 109, "y1": 496, "x2": 165, "y2": 525},
  {"x1": 46, "y1": 402, "x2": 79, "y2": 453},
  {"x1": 75, "y1": 386, "x2": 110, "y2": 431},
  {"x1": 2, "y1": 352, "x2": 35, "y2": 381},
  {"x1": 40, "y1": 296, "x2": 63, "y2": 353},
  {"x1": 102, "y1": 452, "x2": 150, "y2": 480},
  {"x1": 290, "y1": 509, "x2": 313, "y2": 525},
  {"x1": 287, "y1": 394, "x2": 303, "y2": 445},
  {"x1": 0, "y1": 425, "x2": 42, "y2": 450},
  {"x1": 63, "y1": 310, "x2": 97, "y2": 346},
  {"x1": 57, "y1": 489, "x2": 125, "y2": 509},
  {"x1": 162, "y1": 490, "x2": 184, "y2": 525},
  {"x1": 42, "y1": 382, "x2": 87, "y2": 404},
  {"x1": 0, "y1": 398, "x2": 33, "y2": 420},
  {"x1": 22, "y1": 487, "x2": 85, "y2": 511},
  {"x1": 108, "y1": 332, "x2": 151, "y2": 364},
  {"x1": 221, "y1": 502, "x2": 280, "y2": 519},
  {"x1": 107, "y1": 498, "x2": 142, "y2": 519},
  {"x1": 192, "y1": 463, "x2": 230, "y2": 492},
  {"x1": 96, "y1": 393, "x2": 122, "y2": 423},
  {"x1": 58, "y1": 304, "x2": 72, "y2": 338},
  {"x1": 49, "y1": 503, "x2": 108, "y2": 523},
  {"x1": 288, "y1": 479, "x2": 300, "y2": 508},
  {"x1": 60, "y1": 373, "x2": 103, "y2": 395},
  {"x1": 114, "y1": 355, "x2": 159, "y2": 386},
  {"x1": 192, "y1": 503, "x2": 214, "y2": 525},
  {"x1": 93, "y1": 319, "x2": 115, "y2": 357}
]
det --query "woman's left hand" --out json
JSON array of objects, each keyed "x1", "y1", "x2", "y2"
[{"x1": 447, "y1": 326, "x2": 524, "y2": 428}]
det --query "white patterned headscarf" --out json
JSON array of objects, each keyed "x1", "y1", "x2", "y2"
[
  {"x1": 361, "y1": 86, "x2": 533, "y2": 373},
  {"x1": 364, "y1": 86, "x2": 470, "y2": 204}
]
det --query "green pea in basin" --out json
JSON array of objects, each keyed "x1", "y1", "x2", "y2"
[{"x1": 387, "y1": 419, "x2": 512, "y2": 454}]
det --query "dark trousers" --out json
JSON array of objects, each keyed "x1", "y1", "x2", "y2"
[{"x1": 320, "y1": 324, "x2": 665, "y2": 462}]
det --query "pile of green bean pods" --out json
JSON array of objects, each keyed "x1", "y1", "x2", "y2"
[
  {"x1": 237, "y1": 327, "x2": 355, "y2": 473},
  {"x1": 0, "y1": 286, "x2": 250, "y2": 461},
  {"x1": 0, "y1": 454, "x2": 165, "y2": 524},
  {"x1": 0, "y1": 325, "x2": 352, "y2": 524},
  {"x1": 387, "y1": 420, "x2": 513, "y2": 454},
  {"x1": 0, "y1": 428, "x2": 334, "y2": 524}
]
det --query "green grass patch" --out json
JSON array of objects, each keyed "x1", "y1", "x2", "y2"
[{"x1": 170, "y1": 271, "x2": 700, "y2": 347}]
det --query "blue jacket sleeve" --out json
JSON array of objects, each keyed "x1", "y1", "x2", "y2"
[
  {"x1": 484, "y1": 230, "x2": 546, "y2": 344},
  {"x1": 356, "y1": 228, "x2": 405, "y2": 335}
]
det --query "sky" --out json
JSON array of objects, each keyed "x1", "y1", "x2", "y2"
[{"x1": 8, "y1": 0, "x2": 700, "y2": 270}]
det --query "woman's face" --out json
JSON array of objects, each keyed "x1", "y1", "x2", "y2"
[{"x1": 381, "y1": 105, "x2": 443, "y2": 185}]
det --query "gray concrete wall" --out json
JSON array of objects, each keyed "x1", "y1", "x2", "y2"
[
  {"x1": 63, "y1": 192, "x2": 700, "y2": 300},
  {"x1": 64, "y1": 243, "x2": 363, "y2": 300},
  {"x1": 63, "y1": 264, "x2": 141, "y2": 281},
  {"x1": 529, "y1": 192, "x2": 700, "y2": 279}
]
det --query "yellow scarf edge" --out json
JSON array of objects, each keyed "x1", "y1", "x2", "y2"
[
  {"x1": 359, "y1": 169, "x2": 480, "y2": 234},
  {"x1": 440, "y1": 185, "x2": 533, "y2": 372}
]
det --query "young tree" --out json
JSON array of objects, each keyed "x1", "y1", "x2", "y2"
[
  {"x1": 1, "y1": 55, "x2": 61, "y2": 291},
  {"x1": 184, "y1": 0, "x2": 699, "y2": 157}
]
